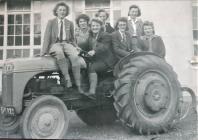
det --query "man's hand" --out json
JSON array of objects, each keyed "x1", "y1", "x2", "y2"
[{"x1": 88, "y1": 50, "x2": 95, "y2": 56}]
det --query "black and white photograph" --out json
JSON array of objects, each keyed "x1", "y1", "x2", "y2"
[{"x1": 0, "y1": 0, "x2": 197, "y2": 139}]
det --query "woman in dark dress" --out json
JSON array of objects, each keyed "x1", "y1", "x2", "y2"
[
  {"x1": 95, "y1": 9, "x2": 114, "y2": 33},
  {"x1": 139, "y1": 21, "x2": 166, "y2": 58},
  {"x1": 82, "y1": 18, "x2": 117, "y2": 98}
]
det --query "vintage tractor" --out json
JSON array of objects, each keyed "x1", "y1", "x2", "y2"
[{"x1": 0, "y1": 51, "x2": 196, "y2": 139}]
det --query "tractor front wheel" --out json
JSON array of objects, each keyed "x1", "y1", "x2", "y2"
[{"x1": 21, "y1": 95, "x2": 69, "y2": 139}]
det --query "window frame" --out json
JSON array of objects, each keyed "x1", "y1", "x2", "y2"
[
  {"x1": 0, "y1": 0, "x2": 42, "y2": 64},
  {"x1": 192, "y1": 2, "x2": 198, "y2": 57}
]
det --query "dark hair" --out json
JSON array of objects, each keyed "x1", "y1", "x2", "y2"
[
  {"x1": 75, "y1": 14, "x2": 90, "y2": 27},
  {"x1": 95, "y1": 9, "x2": 109, "y2": 19},
  {"x1": 128, "y1": 5, "x2": 141, "y2": 17},
  {"x1": 53, "y1": 2, "x2": 70, "y2": 17},
  {"x1": 142, "y1": 21, "x2": 155, "y2": 35},
  {"x1": 114, "y1": 17, "x2": 129, "y2": 31}
]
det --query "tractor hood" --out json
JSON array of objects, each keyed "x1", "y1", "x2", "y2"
[{"x1": 3, "y1": 56, "x2": 60, "y2": 73}]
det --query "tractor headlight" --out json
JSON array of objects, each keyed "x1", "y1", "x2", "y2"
[{"x1": 3, "y1": 63, "x2": 14, "y2": 73}]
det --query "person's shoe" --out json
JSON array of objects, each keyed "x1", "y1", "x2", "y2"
[
  {"x1": 83, "y1": 92, "x2": 96, "y2": 100},
  {"x1": 77, "y1": 87, "x2": 84, "y2": 94}
]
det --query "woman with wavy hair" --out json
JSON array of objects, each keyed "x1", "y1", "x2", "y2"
[
  {"x1": 75, "y1": 14, "x2": 90, "y2": 48},
  {"x1": 139, "y1": 21, "x2": 166, "y2": 58},
  {"x1": 41, "y1": 2, "x2": 85, "y2": 93},
  {"x1": 82, "y1": 18, "x2": 117, "y2": 99},
  {"x1": 127, "y1": 5, "x2": 143, "y2": 37}
]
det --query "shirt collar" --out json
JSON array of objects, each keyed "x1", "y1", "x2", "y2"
[
  {"x1": 129, "y1": 17, "x2": 138, "y2": 23},
  {"x1": 57, "y1": 18, "x2": 65, "y2": 23}
]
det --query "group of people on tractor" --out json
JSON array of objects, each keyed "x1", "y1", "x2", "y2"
[{"x1": 41, "y1": 2, "x2": 166, "y2": 99}]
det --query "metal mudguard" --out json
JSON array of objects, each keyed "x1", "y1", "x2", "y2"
[{"x1": 2, "y1": 56, "x2": 69, "y2": 114}]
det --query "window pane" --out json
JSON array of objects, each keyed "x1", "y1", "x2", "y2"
[
  {"x1": 7, "y1": 49, "x2": 14, "y2": 58},
  {"x1": 34, "y1": 34, "x2": 41, "y2": 45},
  {"x1": 192, "y1": 6, "x2": 198, "y2": 18},
  {"x1": 34, "y1": 24, "x2": 41, "y2": 34},
  {"x1": 0, "y1": 36, "x2": 3, "y2": 46},
  {"x1": 23, "y1": 25, "x2": 30, "y2": 34},
  {"x1": 7, "y1": 0, "x2": 31, "y2": 11},
  {"x1": 15, "y1": 25, "x2": 22, "y2": 35},
  {"x1": 8, "y1": 15, "x2": 14, "y2": 24},
  {"x1": 15, "y1": 49, "x2": 22, "y2": 58},
  {"x1": 33, "y1": 49, "x2": 41, "y2": 56},
  {"x1": 7, "y1": 36, "x2": 14, "y2": 46},
  {"x1": 23, "y1": 36, "x2": 30, "y2": 45},
  {"x1": 193, "y1": 18, "x2": 198, "y2": 29},
  {"x1": 34, "y1": 13, "x2": 41, "y2": 24},
  {"x1": 8, "y1": 25, "x2": 14, "y2": 35},
  {"x1": 24, "y1": 14, "x2": 30, "y2": 24},
  {"x1": 16, "y1": 15, "x2": 22, "y2": 24},
  {"x1": 0, "y1": 15, "x2": 4, "y2": 25},
  {"x1": 0, "y1": 2, "x2": 5, "y2": 12},
  {"x1": 0, "y1": 50, "x2": 3, "y2": 60},
  {"x1": 85, "y1": 0, "x2": 110, "y2": 8},
  {"x1": 0, "y1": 26, "x2": 3, "y2": 35},
  {"x1": 193, "y1": 30, "x2": 198, "y2": 40},
  {"x1": 23, "y1": 49, "x2": 30, "y2": 57},
  {"x1": 33, "y1": 1, "x2": 41, "y2": 11},
  {"x1": 15, "y1": 36, "x2": 22, "y2": 46},
  {"x1": 194, "y1": 44, "x2": 198, "y2": 56}
]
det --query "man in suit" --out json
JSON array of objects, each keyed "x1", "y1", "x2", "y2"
[
  {"x1": 112, "y1": 17, "x2": 138, "y2": 59},
  {"x1": 41, "y1": 2, "x2": 85, "y2": 93}
]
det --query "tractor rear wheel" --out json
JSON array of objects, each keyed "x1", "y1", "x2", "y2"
[
  {"x1": 21, "y1": 95, "x2": 69, "y2": 139},
  {"x1": 113, "y1": 54, "x2": 181, "y2": 134},
  {"x1": 76, "y1": 106, "x2": 117, "y2": 126}
]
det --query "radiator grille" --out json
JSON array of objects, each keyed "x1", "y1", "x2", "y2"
[{"x1": 2, "y1": 73, "x2": 13, "y2": 106}]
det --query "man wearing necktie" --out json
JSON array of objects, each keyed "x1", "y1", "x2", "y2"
[{"x1": 41, "y1": 2, "x2": 85, "y2": 93}]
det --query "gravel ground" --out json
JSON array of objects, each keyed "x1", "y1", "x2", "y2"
[
  {"x1": 0, "y1": 94, "x2": 197, "y2": 140},
  {"x1": 0, "y1": 109, "x2": 197, "y2": 140}
]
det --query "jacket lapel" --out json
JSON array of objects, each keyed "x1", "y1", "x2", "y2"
[
  {"x1": 52, "y1": 18, "x2": 58, "y2": 39},
  {"x1": 64, "y1": 19, "x2": 70, "y2": 40}
]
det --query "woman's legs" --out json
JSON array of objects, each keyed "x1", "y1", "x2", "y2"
[
  {"x1": 88, "y1": 61, "x2": 109, "y2": 95},
  {"x1": 49, "y1": 44, "x2": 72, "y2": 88},
  {"x1": 63, "y1": 43, "x2": 85, "y2": 93}
]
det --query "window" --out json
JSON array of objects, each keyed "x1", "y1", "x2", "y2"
[
  {"x1": 33, "y1": 48, "x2": 41, "y2": 56},
  {"x1": 7, "y1": 14, "x2": 30, "y2": 46},
  {"x1": 7, "y1": 0, "x2": 31, "y2": 11},
  {"x1": 0, "y1": 15, "x2": 4, "y2": 46},
  {"x1": 0, "y1": 0, "x2": 42, "y2": 61},
  {"x1": 192, "y1": 5, "x2": 198, "y2": 56},
  {"x1": 0, "y1": 50, "x2": 3, "y2": 60},
  {"x1": 6, "y1": 49, "x2": 30, "y2": 59}
]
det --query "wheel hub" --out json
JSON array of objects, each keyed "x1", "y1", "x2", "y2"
[
  {"x1": 134, "y1": 71, "x2": 171, "y2": 114},
  {"x1": 31, "y1": 108, "x2": 60, "y2": 138},
  {"x1": 37, "y1": 113, "x2": 54, "y2": 131}
]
